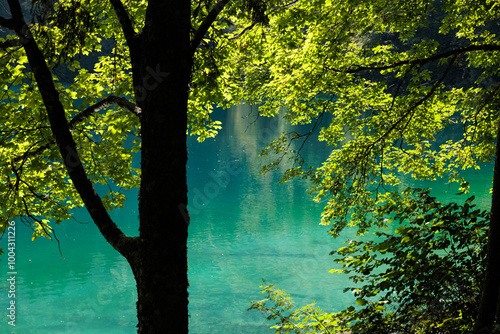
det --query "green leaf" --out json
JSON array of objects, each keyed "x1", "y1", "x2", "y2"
[{"x1": 355, "y1": 298, "x2": 367, "y2": 306}]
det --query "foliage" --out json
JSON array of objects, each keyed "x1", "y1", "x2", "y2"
[
  {"x1": 0, "y1": 0, "x2": 143, "y2": 244},
  {"x1": 233, "y1": 1, "x2": 498, "y2": 331},
  {"x1": 249, "y1": 283, "x2": 344, "y2": 334},
  {"x1": 225, "y1": 0, "x2": 500, "y2": 236},
  {"x1": 250, "y1": 189, "x2": 489, "y2": 333},
  {"x1": 233, "y1": 1, "x2": 498, "y2": 330},
  {"x1": 0, "y1": 0, "x2": 498, "y2": 330},
  {"x1": 0, "y1": 0, "x2": 277, "y2": 248}
]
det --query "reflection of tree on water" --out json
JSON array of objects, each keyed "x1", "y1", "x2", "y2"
[
  {"x1": 185, "y1": 104, "x2": 388, "y2": 332},
  {"x1": 225, "y1": 104, "x2": 287, "y2": 173},
  {"x1": 223, "y1": 104, "x2": 331, "y2": 229},
  {"x1": 214, "y1": 105, "x2": 341, "y2": 302}
]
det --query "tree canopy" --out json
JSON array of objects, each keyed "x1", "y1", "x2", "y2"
[
  {"x1": 226, "y1": 0, "x2": 500, "y2": 235},
  {"x1": 0, "y1": 0, "x2": 270, "y2": 252},
  {"x1": 230, "y1": 0, "x2": 500, "y2": 332}
]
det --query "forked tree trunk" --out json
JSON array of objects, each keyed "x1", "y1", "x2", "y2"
[{"x1": 475, "y1": 118, "x2": 500, "y2": 333}]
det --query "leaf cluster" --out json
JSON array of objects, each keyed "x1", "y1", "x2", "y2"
[
  {"x1": 0, "y1": 0, "x2": 144, "y2": 243},
  {"x1": 32, "y1": 0, "x2": 101, "y2": 62},
  {"x1": 331, "y1": 189, "x2": 488, "y2": 333},
  {"x1": 187, "y1": 0, "x2": 286, "y2": 141},
  {"x1": 249, "y1": 282, "x2": 344, "y2": 333},
  {"x1": 224, "y1": 0, "x2": 500, "y2": 236},
  {"x1": 250, "y1": 190, "x2": 489, "y2": 333}
]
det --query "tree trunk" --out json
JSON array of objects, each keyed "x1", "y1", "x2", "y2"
[
  {"x1": 2, "y1": 0, "x2": 214, "y2": 332},
  {"x1": 475, "y1": 118, "x2": 500, "y2": 333},
  {"x1": 132, "y1": 0, "x2": 191, "y2": 333}
]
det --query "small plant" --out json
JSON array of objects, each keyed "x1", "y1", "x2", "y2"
[{"x1": 249, "y1": 283, "x2": 344, "y2": 333}]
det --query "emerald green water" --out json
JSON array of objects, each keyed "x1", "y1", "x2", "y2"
[{"x1": 0, "y1": 105, "x2": 493, "y2": 333}]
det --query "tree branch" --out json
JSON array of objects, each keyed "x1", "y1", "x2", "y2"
[
  {"x1": 0, "y1": 0, "x2": 23, "y2": 31},
  {"x1": 368, "y1": 54, "x2": 458, "y2": 150},
  {"x1": 332, "y1": 44, "x2": 500, "y2": 73},
  {"x1": 0, "y1": 16, "x2": 13, "y2": 29},
  {"x1": 190, "y1": 0, "x2": 230, "y2": 55},
  {"x1": 108, "y1": 0, "x2": 137, "y2": 47},
  {"x1": 230, "y1": 23, "x2": 256, "y2": 40},
  {"x1": 14, "y1": 95, "x2": 141, "y2": 162},
  {"x1": 0, "y1": 0, "x2": 31, "y2": 38},
  {"x1": 68, "y1": 95, "x2": 142, "y2": 128},
  {"x1": 0, "y1": 38, "x2": 21, "y2": 49},
  {"x1": 6, "y1": 5, "x2": 138, "y2": 258}
]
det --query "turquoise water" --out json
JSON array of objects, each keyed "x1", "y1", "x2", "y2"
[{"x1": 0, "y1": 105, "x2": 494, "y2": 333}]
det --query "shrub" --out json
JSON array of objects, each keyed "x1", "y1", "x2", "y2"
[{"x1": 250, "y1": 188, "x2": 489, "y2": 333}]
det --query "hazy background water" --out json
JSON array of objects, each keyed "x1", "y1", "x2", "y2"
[{"x1": 0, "y1": 105, "x2": 493, "y2": 333}]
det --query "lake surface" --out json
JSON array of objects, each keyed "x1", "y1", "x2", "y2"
[{"x1": 0, "y1": 105, "x2": 493, "y2": 333}]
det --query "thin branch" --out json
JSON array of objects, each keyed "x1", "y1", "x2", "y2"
[
  {"x1": 340, "y1": 55, "x2": 459, "y2": 192},
  {"x1": 230, "y1": 23, "x2": 256, "y2": 40},
  {"x1": 390, "y1": 63, "x2": 416, "y2": 110},
  {"x1": 108, "y1": 0, "x2": 137, "y2": 47},
  {"x1": 21, "y1": 197, "x2": 53, "y2": 240},
  {"x1": 14, "y1": 95, "x2": 141, "y2": 163},
  {"x1": 331, "y1": 44, "x2": 500, "y2": 73},
  {"x1": 290, "y1": 105, "x2": 328, "y2": 162},
  {"x1": 462, "y1": 83, "x2": 500, "y2": 163},
  {"x1": 52, "y1": 229, "x2": 65, "y2": 259},
  {"x1": 191, "y1": 0, "x2": 230, "y2": 55},
  {"x1": 273, "y1": 0, "x2": 299, "y2": 10},
  {"x1": 369, "y1": 54, "x2": 458, "y2": 150}
]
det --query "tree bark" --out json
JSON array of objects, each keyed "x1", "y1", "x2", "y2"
[
  {"x1": 475, "y1": 118, "x2": 500, "y2": 333},
  {"x1": 132, "y1": 0, "x2": 191, "y2": 332}
]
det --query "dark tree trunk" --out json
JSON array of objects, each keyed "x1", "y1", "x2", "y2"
[
  {"x1": 475, "y1": 118, "x2": 500, "y2": 333},
  {"x1": 1, "y1": 0, "x2": 231, "y2": 332},
  {"x1": 132, "y1": 1, "x2": 191, "y2": 333}
]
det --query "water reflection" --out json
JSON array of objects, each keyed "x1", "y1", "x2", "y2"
[{"x1": 187, "y1": 105, "x2": 352, "y2": 333}]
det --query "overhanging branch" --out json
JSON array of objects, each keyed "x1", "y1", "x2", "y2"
[
  {"x1": 230, "y1": 23, "x2": 256, "y2": 40},
  {"x1": 370, "y1": 54, "x2": 458, "y2": 149},
  {"x1": 5, "y1": 2, "x2": 138, "y2": 257},
  {"x1": 191, "y1": 0, "x2": 230, "y2": 55},
  {"x1": 332, "y1": 44, "x2": 500, "y2": 73},
  {"x1": 15, "y1": 95, "x2": 141, "y2": 163},
  {"x1": 0, "y1": 38, "x2": 21, "y2": 49},
  {"x1": 109, "y1": 0, "x2": 138, "y2": 47},
  {"x1": 69, "y1": 95, "x2": 142, "y2": 127}
]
